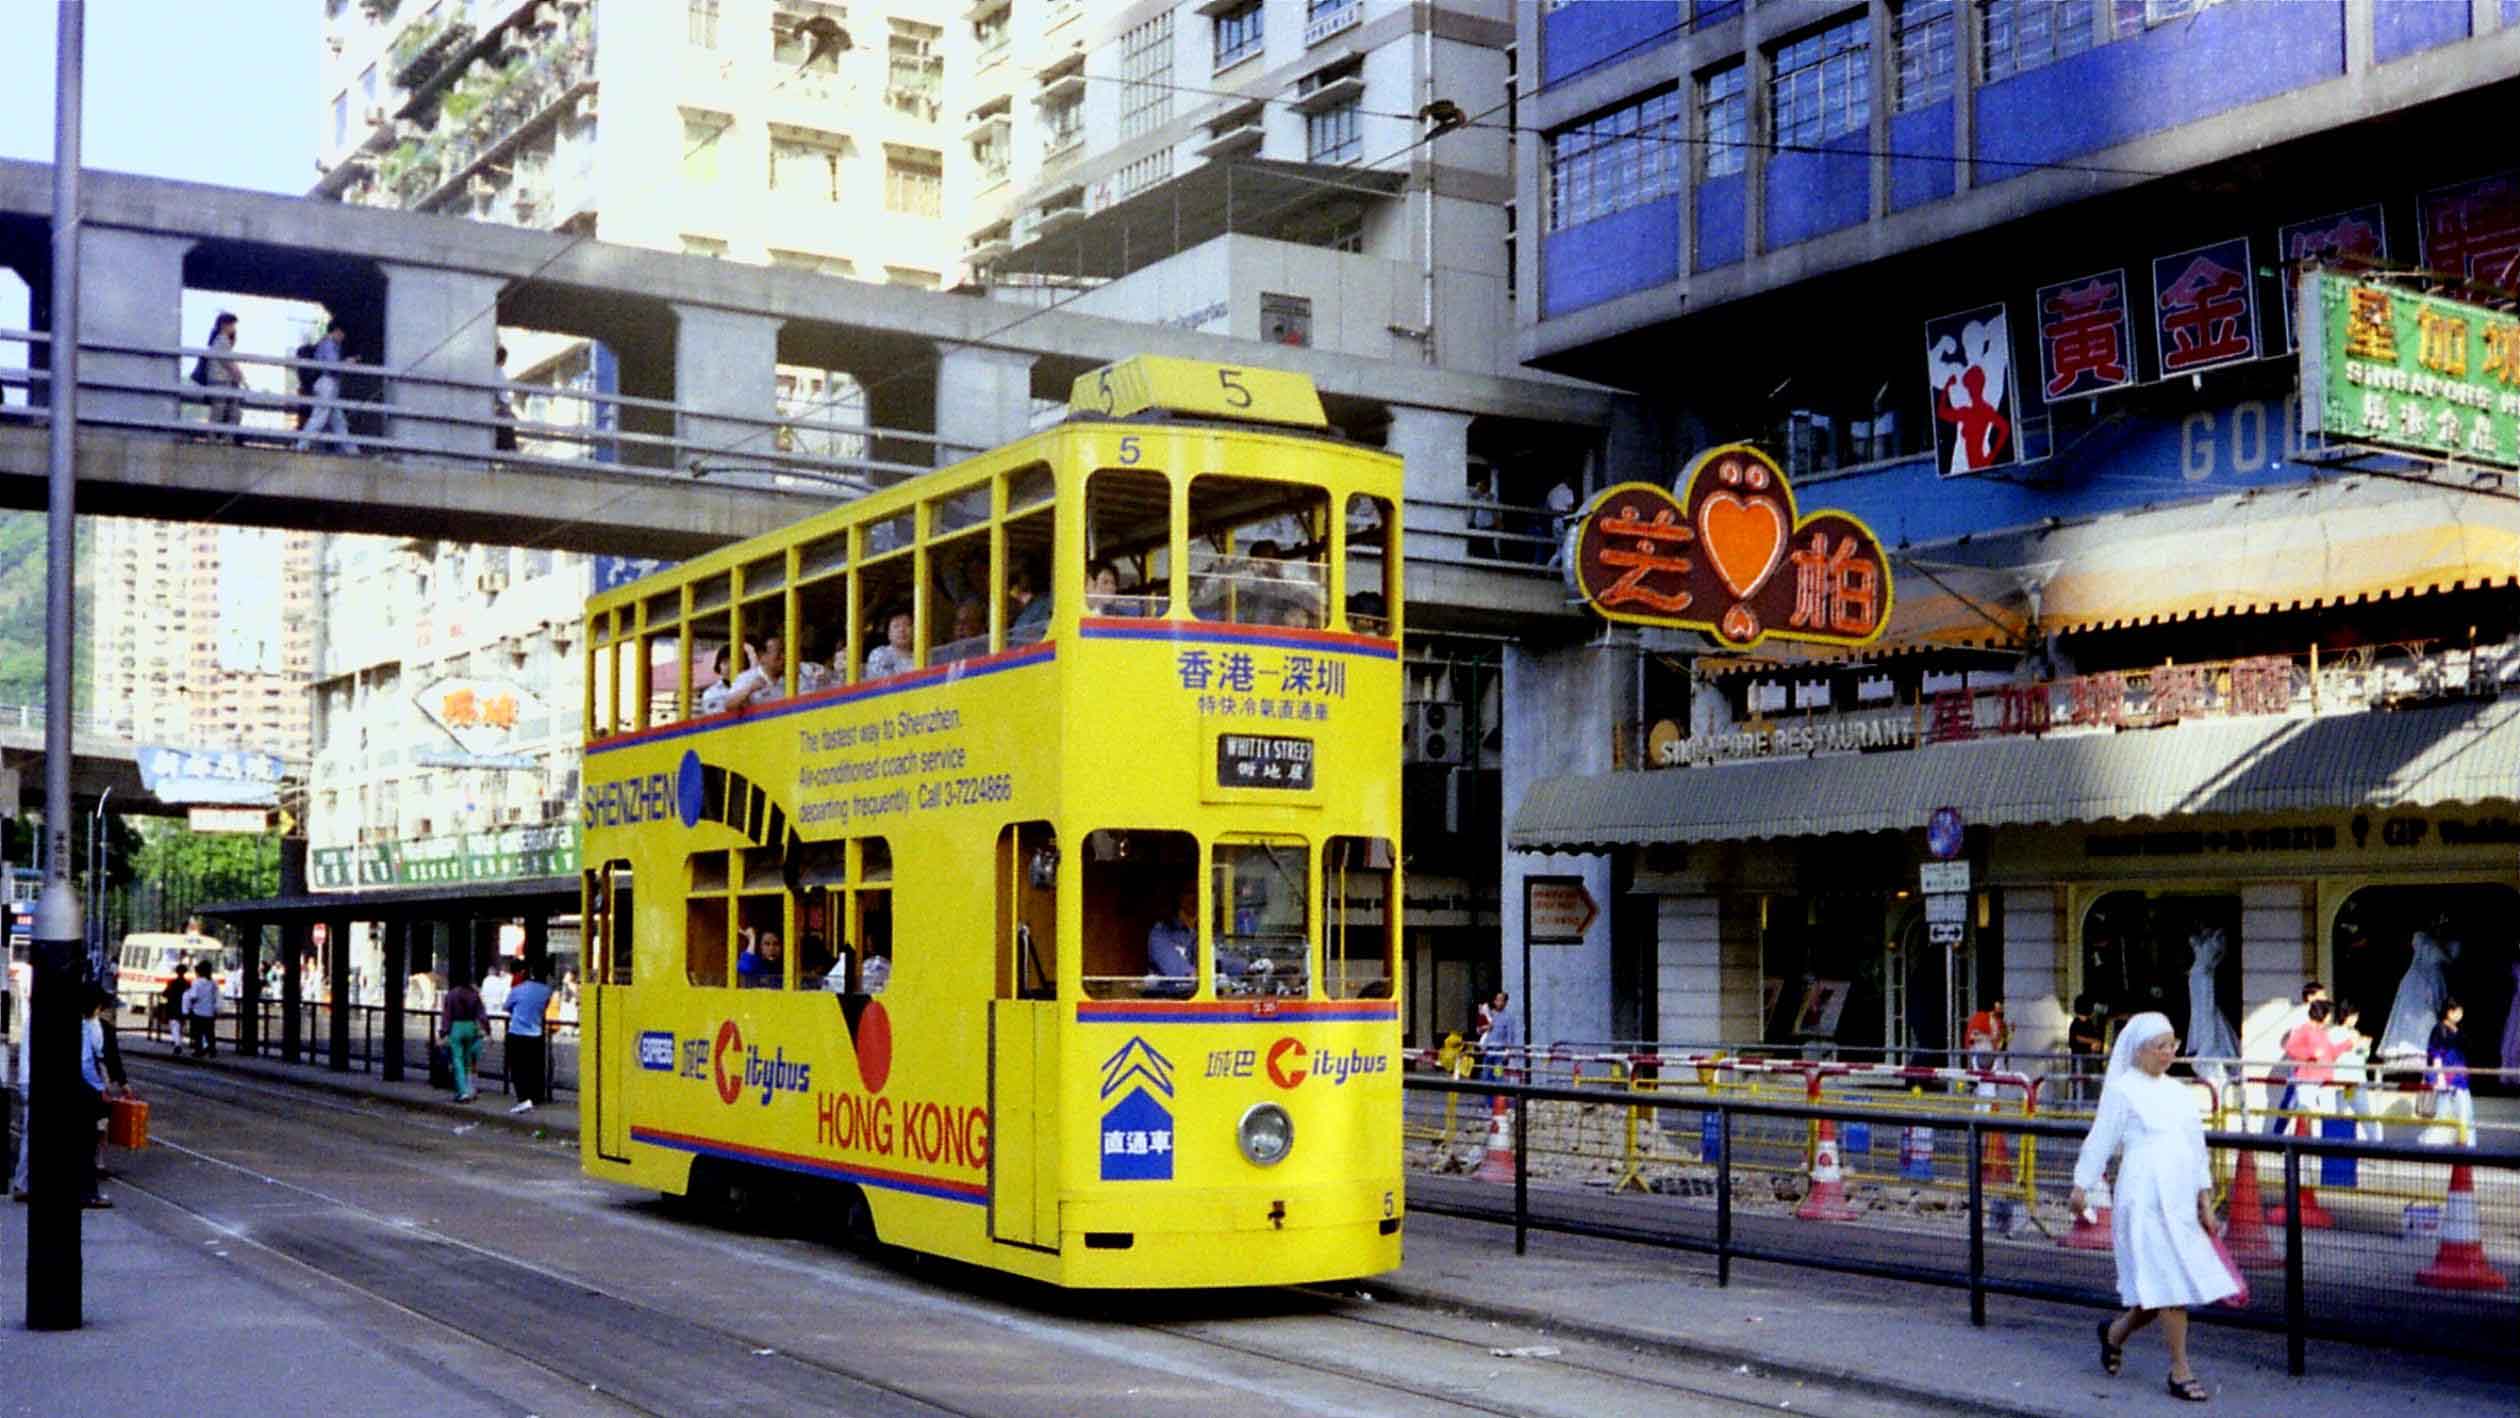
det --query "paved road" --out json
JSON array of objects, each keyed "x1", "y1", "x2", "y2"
[{"x1": 86, "y1": 1060, "x2": 1999, "y2": 1418}]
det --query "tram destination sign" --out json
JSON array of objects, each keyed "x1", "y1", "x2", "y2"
[
  {"x1": 2300, "y1": 270, "x2": 2520, "y2": 470},
  {"x1": 1216, "y1": 733, "x2": 1315, "y2": 791}
]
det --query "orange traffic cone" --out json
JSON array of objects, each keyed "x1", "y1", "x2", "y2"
[
  {"x1": 2415, "y1": 1164, "x2": 2508, "y2": 1292},
  {"x1": 1797, "y1": 1120, "x2": 1860, "y2": 1222},
  {"x1": 1472, "y1": 1097, "x2": 1518, "y2": 1184},
  {"x1": 2221, "y1": 1152, "x2": 2279, "y2": 1269},
  {"x1": 2264, "y1": 1116, "x2": 2335, "y2": 1229},
  {"x1": 1980, "y1": 1130, "x2": 2015, "y2": 1188},
  {"x1": 2058, "y1": 1180, "x2": 2112, "y2": 1250}
]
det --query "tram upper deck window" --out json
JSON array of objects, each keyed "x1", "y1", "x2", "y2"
[
  {"x1": 1215, "y1": 839, "x2": 1309, "y2": 997},
  {"x1": 1080, "y1": 828, "x2": 1197, "y2": 999},
  {"x1": 1343, "y1": 493, "x2": 1395, "y2": 638},
  {"x1": 1325, "y1": 836, "x2": 1395, "y2": 999},
  {"x1": 928, "y1": 523, "x2": 994, "y2": 664},
  {"x1": 1087, "y1": 468, "x2": 1171, "y2": 619},
  {"x1": 856, "y1": 532, "x2": 917, "y2": 683},
  {"x1": 1189, "y1": 475, "x2": 1329, "y2": 628}
]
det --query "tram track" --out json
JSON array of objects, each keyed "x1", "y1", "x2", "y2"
[{"x1": 114, "y1": 1064, "x2": 1999, "y2": 1416}]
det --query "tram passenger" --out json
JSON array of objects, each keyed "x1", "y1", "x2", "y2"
[
  {"x1": 796, "y1": 631, "x2": 832, "y2": 694},
  {"x1": 721, "y1": 636, "x2": 786, "y2": 711},
  {"x1": 699, "y1": 643, "x2": 748, "y2": 716},
  {"x1": 1008, "y1": 559, "x2": 1052, "y2": 645},
  {"x1": 1084, "y1": 559, "x2": 1138, "y2": 618},
  {"x1": 797, "y1": 933, "x2": 834, "y2": 990},
  {"x1": 860, "y1": 948, "x2": 890, "y2": 995},
  {"x1": 865, "y1": 608, "x2": 916, "y2": 681},
  {"x1": 941, "y1": 600, "x2": 988, "y2": 661},
  {"x1": 737, "y1": 931, "x2": 784, "y2": 988},
  {"x1": 1146, "y1": 887, "x2": 1197, "y2": 997}
]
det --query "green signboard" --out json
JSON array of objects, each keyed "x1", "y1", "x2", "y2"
[
  {"x1": 310, "y1": 823, "x2": 579, "y2": 890},
  {"x1": 2301, "y1": 269, "x2": 2520, "y2": 471}
]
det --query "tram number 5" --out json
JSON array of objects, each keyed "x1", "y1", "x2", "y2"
[
  {"x1": 1382, "y1": 1190, "x2": 1395, "y2": 1220},
  {"x1": 1096, "y1": 369, "x2": 1116, "y2": 413},
  {"x1": 1119, "y1": 435, "x2": 1141, "y2": 465},
  {"x1": 1217, "y1": 367, "x2": 1253, "y2": 409}
]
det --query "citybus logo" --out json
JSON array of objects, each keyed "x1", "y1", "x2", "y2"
[
  {"x1": 710, "y1": 1018, "x2": 812, "y2": 1106},
  {"x1": 1266, "y1": 1037, "x2": 1308, "y2": 1088}
]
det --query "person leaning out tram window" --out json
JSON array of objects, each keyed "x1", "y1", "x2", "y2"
[{"x1": 736, "y1": 931, "x2": 784, "y2": 988}]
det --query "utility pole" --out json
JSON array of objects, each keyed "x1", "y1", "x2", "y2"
[{"x1": 27, "y1": 0, "x2": 89, "y2": 1332}]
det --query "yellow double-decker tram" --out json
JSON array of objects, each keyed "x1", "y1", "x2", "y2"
[{"x1": 577, "y1": 357, "x2": 1404, "y2": 1288}]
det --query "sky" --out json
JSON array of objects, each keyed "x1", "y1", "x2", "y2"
[{"x1": 2, "y1": 2, "x2": 324, "y2": 369}]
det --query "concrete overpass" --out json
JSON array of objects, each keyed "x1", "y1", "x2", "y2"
[{"x1": 0, "y1": 158, "x2": 1621, "y2": 633}]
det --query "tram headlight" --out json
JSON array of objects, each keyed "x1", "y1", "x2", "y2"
[{"x1": 1237, "y1": 1102, "x2": 1294, "y2": 1167}]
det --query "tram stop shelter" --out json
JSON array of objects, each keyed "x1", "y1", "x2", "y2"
[{"x1": 196, "y1": 877, "x2": 576, "y2": 1081}]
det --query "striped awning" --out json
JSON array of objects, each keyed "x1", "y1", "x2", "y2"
[{"x1": 1509, "y1": 699, "x2": 2520, "y2": 851}]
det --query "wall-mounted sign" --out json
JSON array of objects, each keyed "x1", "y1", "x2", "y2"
[
  {"x1": 187, "y1": 807, "x2": 271, "y2": 834},
  {"x1": 1524, "y1": 876, "x2": 1597, "y2": 944},
  {"x1": 2299, "y1": 270, "x2": 2520, "y2": 470},
  {"x1": 2277, "y1": 206, "x2": 2385, "y2": 350},
  {"x1": 137, "y1": 747, "x2": 286, "y2": 807},
  {"x1": 2152, "y1": 237, "x2": 2259, "y2": 377},
  {"x1": 415, "y1": 677, "x2": 549, "y2": 758},
  {"x1": 1925, "y1": 303, "x2": 2019, "y2": 474},
  {"x1": 2418, "y1": 171, "x2": 2520, "y2": 283},
  {"x1": 2035, "y1": 270, "x2": 2133, "y2": 399},
  {"x1": 1662, "y1": 709, "x2": 1915, "y2": 766},
  {"x1": 1571, "y1": 444, "x2": 1892, "y2": 651},
  {"x1": 309, "y1": 822, "x2": 579, "y2": 890}
]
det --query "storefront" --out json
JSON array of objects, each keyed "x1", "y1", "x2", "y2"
[{"x1": 1514, "y1": 696, "x2": 2520, "y2": 1087}]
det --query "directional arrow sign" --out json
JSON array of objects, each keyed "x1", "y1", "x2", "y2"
[
  {"x1": 1526, "y1": 876, "x2": 1598, "y2": 943},
  {"x1": 1928, "y1": 922, "x2": 1965, "y2": 946}
]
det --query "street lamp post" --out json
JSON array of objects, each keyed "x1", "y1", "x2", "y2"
[{"x1": 26, "y1": 0, "x2": 89, "y2": 1332}]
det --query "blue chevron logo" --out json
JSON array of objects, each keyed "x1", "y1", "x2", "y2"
[{"x1": 1099, "y1": 1036, "x2": 1175, "y2": 1101}]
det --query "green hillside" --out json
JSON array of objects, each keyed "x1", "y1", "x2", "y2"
[{"x1": 0, "y1": 510, "x2": 94, "y2": 712}]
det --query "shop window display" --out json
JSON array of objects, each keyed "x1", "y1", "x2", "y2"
[
  {"x1": 2079, "y1": 892, "x2": 2241, "y2": 1063},
  {"x1": 2332, "y1": 885, "x2": 2515, "y2": 1094}
]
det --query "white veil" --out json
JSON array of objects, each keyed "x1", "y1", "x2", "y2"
[{"x1": 2108, "y1": 1011, "x2": 2175, "y2": 1083}]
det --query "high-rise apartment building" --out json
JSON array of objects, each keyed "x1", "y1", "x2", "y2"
[
  {"x1": 968, "y1": 0, "x2": 1521, "y2": 374},
  {"x1": 88, "y1": 519, "x2": 318, "y2": 756}
]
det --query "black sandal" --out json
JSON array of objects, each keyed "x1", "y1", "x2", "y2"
[
  {"x1": 2096, "y1": 1318, "x2": 2123, "y2": 1376},
  {"x1": 2167, "y1": 1374, "x2": 2208, "y2": 1402}
]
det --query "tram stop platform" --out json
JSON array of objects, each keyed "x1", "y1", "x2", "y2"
[{"x1": 5, "y1": 1039, "x2": 2513, "y2": 1418}]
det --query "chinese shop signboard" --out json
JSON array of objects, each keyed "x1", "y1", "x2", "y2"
[
  {"x1": 2152, "y1": 237, "x2": 2259, "y2": 377},
  {"x1": 2035, "y1": 270, "x2": 2134, "y2": 400},
  {"x1": 2300, "y1": 270, "x2": 2520, "y2": 471},
  {"x1": 1570, "y1": 444, "x2": 1892, "y2": 651}
]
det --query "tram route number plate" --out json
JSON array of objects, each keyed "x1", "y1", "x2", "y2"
[{"x1": 1217, "y1": 733, "x2": 1315, "y2": 791}]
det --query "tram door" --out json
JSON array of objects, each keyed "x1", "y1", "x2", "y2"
[
  {"x1": 989, "y1": 825, "x2": 1060, "y2": 1249},
  {"x1": 590, "y1": 863, "x2": 633, "y2": 1163}
]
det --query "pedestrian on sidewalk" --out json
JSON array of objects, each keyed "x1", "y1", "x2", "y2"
[
  {"x1": 2425, "y1": 1000, "x2": 2475, "y2": 1146},
  {"x1": 190, "y1": 310, "x2": 247, "y2": 442},
  {"x1": 184, "y1": 959, "x2": 220, "y2": 1058},
  {"x1": 2070, "y1": 1011, "x2": 2233, "y2": 1403},
  {"x1": 503, "y1": 962, "x2": 553, "y2": 1115},
  {"x1": 1481, "y1": 991, "x2": 1520, "y2": 1099},
  {"x1": 159, "y1": 969, "x2": 188, "y2": 1045},
  {"x1": 12, "y1": 988, "x2": 118, "y2": 1207},
  {"x1": 2067, "y1": 995, "x2": 2106, "y2": 1105},
  {"x1": 441, "y1": 972, "x2": 487, "y2": 1104}
]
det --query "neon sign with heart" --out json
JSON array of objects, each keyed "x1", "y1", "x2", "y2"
[{"x1": 1569, "y1": 444, "x2": 1893, "y2": 650}]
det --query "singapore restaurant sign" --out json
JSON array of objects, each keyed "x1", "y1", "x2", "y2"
[{"x1": 2301, "y1": 269, "x2": 2520, "y2": 470}]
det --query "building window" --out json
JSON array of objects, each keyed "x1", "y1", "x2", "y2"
[
  {"x1": 1043, "y1": 94, "x2": 1084, "y2": 154},
  {"x1": 1213, "y1": 0, "x2": 1263, "y2": 69},
  {"x1": 770, "y1": 135, "x2": 844, "y2": 201},
  {"x1": 888, "y1": 20, "x2": 944, "y2": 121},
  {"x1": 971, "y1": 118, "x2": 1010, "y2": 186},
  {"x1": 1892, "y1": 0, "x2": 1955, "y2": 111},
  {"x1": 974, "y1": 5, "x2": 1010, "y2": 61},
  {"x1": 1981, "y1": 0, "x2": 2100, "y2": 83},
  {"x1": 360, "y1": 64, "x2": 378, "y2": 107},
  {"x1": 1770, "y1": 14, "x2": 1871, "y2": 150},
  {"x1": 1698, "y1": 62, "x2": 1746, "y2": 179},
  {"x1": 1504, "y1": 200, "x2": 1517, "y2": 301},
  {"x1": 1115, "y1": 150, "x2": 1174, "y2": 199},
  {"x1": 333, "y1": 92, "x2": 350, "y2": 148},
  {"x1": 689, "y1": 0, "x2": 719, "y2": 48},
  {"x1": 884, "y1": 150, "x2": 943, "y2": 217},
  {"x1": 774, "y1": 4, "x2": 845, "y2": 73},
  {"x1": 1546, "y1": 89, "x2": 1683, "y2": 232},
  {"x1": 1119, "y1": 13, "x2": 1174, "y2": 140},
  {"x1": 682, "y1": 114, "x2": 731, "y2": 183},
  {"x1": 1306, "y1": 100, "x2": 1361, "y2": 163}
]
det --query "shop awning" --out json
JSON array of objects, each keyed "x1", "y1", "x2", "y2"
[
  {"x1": 1509, "y1": 698, "x2": 2520, "y2": 851},
  {"x1": 2036, "y1": 481, "x2": 2520, "y2": 634}
]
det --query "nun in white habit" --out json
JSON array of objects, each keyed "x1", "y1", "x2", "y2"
[{"x1": 2069, "y1": 1011, "x2": 2233, "y2": 1402}]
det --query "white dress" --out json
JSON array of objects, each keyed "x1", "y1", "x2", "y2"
[{"x1": 2073, "y1": 1071, "x2": 2237, "y2": 1310}]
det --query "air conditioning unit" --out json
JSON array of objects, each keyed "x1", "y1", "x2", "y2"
[
  {"x1": 466, "y1": 174, "x2": 499, "y2": 201},
  {"x1": 364, "y1": 105, "x2": 389, "y2": 126},
  {"x1": 476, "y1": 570, "x2": 509, "y2": 595},
  {"x1": 1405, "y1": 701, "x2": 1464, "y2": 765},
  {"x1": 573, "y1": 92, "x2": 599, "y2": 123}
]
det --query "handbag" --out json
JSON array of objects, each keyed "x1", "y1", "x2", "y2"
[
  {"x1": 2208, "y1": 1232, "x2": 2250, "y2": 1309},
  {"x1": 189, "y1": 357, "x2": 211, "y2": 386}
]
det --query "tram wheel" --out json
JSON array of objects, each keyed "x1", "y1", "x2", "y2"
[{"x1": 836, "y1": 1184, "x2": 879, "y2": 1252}]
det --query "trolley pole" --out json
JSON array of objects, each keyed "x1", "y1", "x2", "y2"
[{"x1": 26, "y1": 0, "x2": 90, "y2": 1333}]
